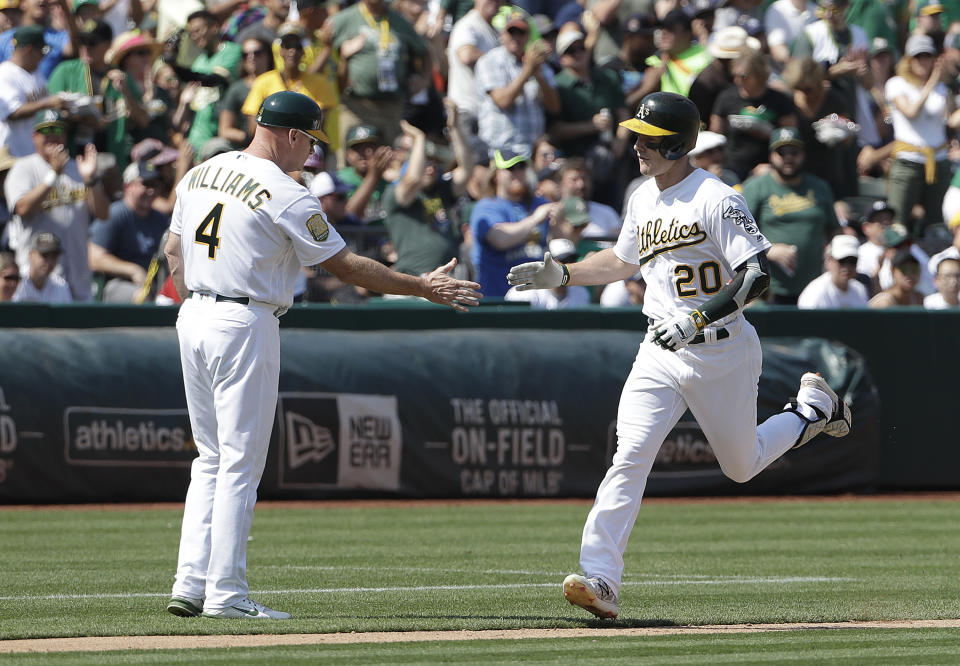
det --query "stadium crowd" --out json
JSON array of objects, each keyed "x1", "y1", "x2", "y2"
[{"x1": 0, "y1": 0, "x2": 959, "y2": 309}]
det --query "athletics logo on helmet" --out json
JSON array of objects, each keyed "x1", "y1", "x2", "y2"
[
  {"x1": 256, "y1": 90, "x2": 329, "y2": 143},
  {"x1": 620, "y1": 92, "x2": 700, "y2": 160}
]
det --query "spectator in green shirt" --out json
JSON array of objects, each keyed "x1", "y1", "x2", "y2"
[
  {"x1": 328, "y1": 0, "x2": 430, "y2": 150},
  {"x1": 741, "y1": 127, "x2": 840, "y2": 304}
]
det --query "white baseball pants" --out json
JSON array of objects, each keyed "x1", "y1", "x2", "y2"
[
  {"x1": 579, "y1": 320, "x2": 807, "y2": 595},
  {"x1": 171, "y1": 296, "x2": 280, "y2": 610}
]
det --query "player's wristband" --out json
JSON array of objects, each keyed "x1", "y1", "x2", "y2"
[
  {"x1": 42, "y1": 170, "x2": 57, "y2": 187},
  {"x1": 560, "y1": 263, "x2": 570, "y2": 286},
  {"x1": 690, "y1": 309, "x2": 706, "y2": 331}
]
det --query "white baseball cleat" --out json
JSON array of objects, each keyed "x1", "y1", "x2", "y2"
[
  {"x1": 788, "y1": 372, "x2": 852, "y2": 448},
  {"x1": 562, "y1": 574, "x2": 619, "y2": 619},
  {"x1": 201, "y1": 598, "x2": 291, "y2": 619}
]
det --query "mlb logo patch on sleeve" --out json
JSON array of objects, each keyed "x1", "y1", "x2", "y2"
[{"x1": 306, "y1": 213, "x2": 329, "y2": 242}]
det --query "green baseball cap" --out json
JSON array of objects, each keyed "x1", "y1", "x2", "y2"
[
  {"x1": 13, "y1": 24, "x2": 45, "y2": 49},
  {"x1": 345, "y1": 124, "x2": 381, "y2": 147},
  {"x1": 561, "y1": 196, "x2": 590, "y2": 227},
  {"x1": 33, "y1": 109, "x2": 66, "y2": 130},
  {"x1": 769, "y1": 127, "x2": 803, "y2": 151}
]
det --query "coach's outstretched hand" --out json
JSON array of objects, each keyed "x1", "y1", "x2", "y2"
[
  {"x1": 506, "y1": 252, "x2": 567, "y2": 291},
  {"x1": 422, "y1": 258, "x2": 482, "y2": 312}
]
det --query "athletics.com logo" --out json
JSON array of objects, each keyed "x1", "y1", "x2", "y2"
[{"x1": 64, "y1": 407, "x2": 195, "y2": 467}]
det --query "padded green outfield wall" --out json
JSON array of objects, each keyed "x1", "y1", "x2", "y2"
[{"x1": 0, "y1": 303, "x2": 953, "y2": 495}]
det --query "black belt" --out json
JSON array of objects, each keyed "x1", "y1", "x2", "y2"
[
  {"x1": 215, "y1": 294, "x2": 249, "y2": 305},
  {"x1": 690, "y1": 328, "x2": 729, "y2": 345},
  {"x1": 192, "y1": 292, "x2": 250, "y2": 305}
]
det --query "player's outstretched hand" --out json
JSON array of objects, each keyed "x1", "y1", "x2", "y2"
[
  {"x1": 506, "y1": 252, "x2": 566, "y2": 291},
  {"x1": 650, "y1": 312, "x2": 700, "y2": 352},
  {"x1": 422, "y1": 258, "x2": 482, "y2": 312}
]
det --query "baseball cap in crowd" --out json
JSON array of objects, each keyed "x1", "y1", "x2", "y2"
[
  {"x1": 304, "y1": 145, "x2": 325, "y2": 169},
  {"x1": 624, "y1": 13, "x2": 657, "y2": 35},
  {"x1": 561, "y1": 196, "x2": 590, "y2": 227},
  {"x1": 863, "y1": 200, "x2": 895, "y2": 223},
  {"x1": 660, "y1": 8, "x2": 692, "y2": 31},
  {"x1": 500, "y1": 7, "x2": 531, "y2": 32},
  {"x1": 689, "y1": 130, "x2": 726, "y2": 157},
  {"x1": 33, "y1": 109, "x2": 66, "y2": 131},
  {"x1": 345, "y1": 124, "x2": 382, "y2": 147},
  {"x1": 892, "y1": 248, "x2": 920, "y2": 270},
  {"x1": 916, "y1": 0, "x2": 944, "y2": 16},
  {"x1": 77, "y1": 19, "x2": 113, "y2": 46},
  {"x1": 870, "y1": 37, "x2": 895, "y2": 57},
  {"x1": 883, "y1": 223, "x2": 910, "y2": 248},
  {"x1": 310, "y1": 171, "x2": 350, "y2": 198},
  {"x1": 769, "y1": 127, "x2": 803, "y2": 151},
  {"x1": 532, "y1": 14, "x2": 556, "y2": 37},
  {"x1": 828, "y1": 234, "x2": 860, "y2": 261},
  {"x1": 707, "y1": 26, "x2": 760, "y2": 59},
  {"x1": 73, "y1": 0, "x2": 99, "y2": 12},
  {"x1": 0, "y1": 0, "x2": 20, "y2": 11},
  {"x1": 277, "y1": 22, "x2": 305, "y2": 46},
  {"x1": 905, "y1": 34, "x2": 937, "y2": 57},
  {"x1": 556, "y1": 29, "x2": 586, "y2": 56},
  {"x1": 548, "y1": 238, "x2": 578, "y2": 263},
  {"x1": 31, "y1": 232, "x2": 62, "y2": 255},
  {"x1": 737, "y1": 15, "x2": 763, "y2": 37},
  {"x1": 13, "y1": 25, "x2": 46, "y2": 49},
  {"x1": 199, "y1": 137, "x2": 233, "y2": 162},
  {"x1": 131, "y1": 138, "x2": 179, "y2": 166},
  {"x1": 687, "y1": 0, "x2": 719, "y2": 17},
  {"x1": 123, "y1": 160, "x2": 160, "y2": 184},
  {"x1": 493, "y1": 148, "x2": 530, "y2": 170}
]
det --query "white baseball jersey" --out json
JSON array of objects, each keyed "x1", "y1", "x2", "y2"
[
  {"x1": 613, "y1": 168, "x2": 771, "y2": 325},
  {"x1": 170, "y1": 151, "x2": 346, "y2": 307}
]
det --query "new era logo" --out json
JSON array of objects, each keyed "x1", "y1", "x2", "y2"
[{"x1": 285, "y1": 411, "x2": 336, "y2": 469}]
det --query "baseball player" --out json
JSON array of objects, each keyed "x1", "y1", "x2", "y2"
[
  {"x1": 164, "y1": 91, "x2": 481, "y2": 620},
  {"x1": 507, "y1": 93, "x2": 852, "y2": 620}
]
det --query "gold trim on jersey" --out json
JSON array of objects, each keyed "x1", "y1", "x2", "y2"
[{"x1": 636, "y1": 217, "x2": 707, "y2": 265}]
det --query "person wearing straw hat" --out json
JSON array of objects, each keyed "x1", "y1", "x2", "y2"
[{"x1": 102, "y1": 29, "x2": 165, "y2": 171}]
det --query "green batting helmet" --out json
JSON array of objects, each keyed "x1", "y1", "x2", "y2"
[
  {"x1": 620, "y1": 92, "x2": 700, "y2": 160},
  {"x1": 256, "y1": 90, "x2": 329, "y2": 143}
]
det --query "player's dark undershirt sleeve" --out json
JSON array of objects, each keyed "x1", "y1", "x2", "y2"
[{"x1": 697, "y1": 252, "x2": 770, "y2": 325}]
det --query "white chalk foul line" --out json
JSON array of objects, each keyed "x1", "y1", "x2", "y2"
[{"x1": 0, "y1": 576, "x2": 854, "y2": 602}]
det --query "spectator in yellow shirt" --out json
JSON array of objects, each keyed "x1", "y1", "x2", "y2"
[{"x1": 241, "y1": 24, "x2": 340, "y2": 153}]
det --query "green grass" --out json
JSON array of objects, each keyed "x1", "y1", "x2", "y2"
[{"x1": 1, "y1": 499, "x2": 959, "y2": 661}]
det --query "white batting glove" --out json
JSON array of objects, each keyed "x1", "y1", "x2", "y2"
[
  {"x1": 505, "y1": 252, "x2": 569, "y2": 291},
  {"x1": 651, "y1": 311, "x2": 704, "y2": 352}
]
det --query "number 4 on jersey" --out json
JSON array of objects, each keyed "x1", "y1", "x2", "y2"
[{"x1": 195, "y1": 203, "x2": 224, "y2": 259}]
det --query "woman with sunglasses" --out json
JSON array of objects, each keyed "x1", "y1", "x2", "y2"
[{"x1": 218, "y1": 38, "x2": 274, "y2": 150}]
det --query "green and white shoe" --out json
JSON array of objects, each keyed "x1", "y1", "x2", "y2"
[
  {"x1": 166, "y1": 596, "x2": 203, "y2": 617},
  {"x1": 201, "y1": 598, "x2": 291, "y2": 619}
]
